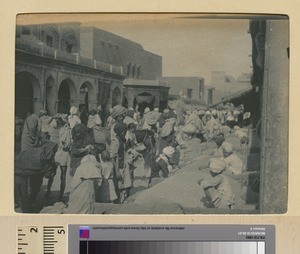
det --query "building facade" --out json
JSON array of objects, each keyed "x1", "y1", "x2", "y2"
[
  {"x1": 158, "y1": 74, "x2": 250, "y2": 106},
  {"x1": 80, "y1": 26, "x2": 162, "y2": 80},
  {"x1": 15, "y1": 23, "x2": 167, "y2": 120},
  {"x1": 15, "y1": 23, "x2": 126, "y2": 119},
  {"x1": 123, "y1": 78, "x2": 170, "y2": 114},
  {"x1": 158, "y1": 76, "x2": 205, "y2": 102}
]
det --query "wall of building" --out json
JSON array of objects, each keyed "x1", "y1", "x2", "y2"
[
  {"x1": 16, "y1": 23, "x2": 162, "y2": 81},
  {"x1": 79, "y1": 27, "x2": 94, "y2": 60},
  {"x1": 158, "y1": 76, "x2": 205, "y2": 101},
  {"x1": 79, "y1": 27, "x2": 162, "y2": 80},
  {"x1": 259, "y1": 19, "x2": 289, "y2": 213},
  {"x1": 210, "y1": 71, "x2": 252, "y2": 104}
]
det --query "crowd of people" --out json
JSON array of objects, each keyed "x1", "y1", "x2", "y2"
[{"x1": 14, "y1": 101, "x2": 252, "y2": 213}]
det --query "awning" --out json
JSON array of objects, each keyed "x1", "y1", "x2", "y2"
[{"x1": 210, "y1": 87, "x2": 253, "y2": 107}]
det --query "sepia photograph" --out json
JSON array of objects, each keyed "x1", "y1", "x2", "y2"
[{"x1": 14, "y1": 13, "x2": 289, "y2": 214}]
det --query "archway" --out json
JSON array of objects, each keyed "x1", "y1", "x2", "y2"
[
  {"x1": 45, "y1": 76, "x2": 57, "y2": 115},
  {"x1": 79, "y1": 81, "x2": 95, "y2": 113},
  {"x1": 112, "y1": 87, "x2": 122, "y2": 107},
  {"x1": 15, "y1": 71, "x2": 42, "y2": 119},
  {"x1": 58, "y1": 78, "x2": 77, "y2": 114},
  {"x1": 133, "y1": 92, "x2": 155, "y2": 116}
]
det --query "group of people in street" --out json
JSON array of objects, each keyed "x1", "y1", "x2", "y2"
[
  {"x1": 161, "y1": 103, "x2": 250, "y2": 210},
  {"x1": 14, "y1": 100, "x2": 251, "y2": 213}
]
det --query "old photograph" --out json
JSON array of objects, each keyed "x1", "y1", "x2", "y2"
[{"x1": 14, "y1": 14, "x2": 289, "y2": 214}]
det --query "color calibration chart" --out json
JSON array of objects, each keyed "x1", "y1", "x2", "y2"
[
  {"x1": 79, "y1": 241, "x2": 265, "y2": 254},
  {"x1": 69, "y1": 225, "x2": 275, "y2": 254}
]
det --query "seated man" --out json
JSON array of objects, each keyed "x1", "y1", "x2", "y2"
[
  {"x1": 197, "y1": 159, "x2": 235, "y2": 209},
  {"x1": 213, "y1": 133, "x2": 225, "y2": 157},
  {"x1": 222, "y1": 143, "x2": 243, "y2": 175},
  {"x1": 148, "y1": 146, "x2": 175, "y2": 185}
]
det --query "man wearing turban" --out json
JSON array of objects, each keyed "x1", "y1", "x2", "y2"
[
  {"x1": 197, "y1": 159, "x2": 235, "y2": 209},
  {"x1": 21, "y1": 113, "x2": 40, "y2": 152},
  {"x1": 109, "y1": 122, "x2": 128, "y2": 203},
  {"x1": 148, "y1": 146, "x2": 175, "y2": 186},
  {"x1": 222, "y1": 143, "x2": 243, "y2": 175},
  {"x1": 109, "y1": 105, "x2": 127, "y2": 141},
  {"x1": 68, "y1": 106, "x2": 81, "y2": 129}
]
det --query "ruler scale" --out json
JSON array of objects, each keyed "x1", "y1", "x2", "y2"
[
  {"x1": 17, "y1": 226, "x2": 66, "y2": 254},
  {"x1": 43, "y1": 227, "x2": 55, "y2": 254}
]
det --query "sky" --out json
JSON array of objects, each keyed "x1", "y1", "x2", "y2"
[{"x1": 18, "y1": 14, "x2": 253, "y2": 84}]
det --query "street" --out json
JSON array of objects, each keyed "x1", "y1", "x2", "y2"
[{"x1": 30, "y1": 131, "x2": 259, "y2": 214}]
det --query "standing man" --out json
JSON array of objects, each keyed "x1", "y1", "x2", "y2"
[
  {"x1": 38, "y1": 110, "x2": 52, "y2": 140},
  {"x1": 109, "y1": 122, "x2": 128, "y2": 203},
  {"x1": 110, "y1": 105, "x2": 127, "y2": 140},
  {"x1": 21, "y1": 113, "x2": 40, "y2": 152},
  {"x1": 45, "y1": 114, "x2": 71, "y2": 201},
  {"x1": 97, "y1": 105, "x2": 103, "y2": 126},
  {"x1": 68, "y1": 106, "x2": 81, "y2": 129}
]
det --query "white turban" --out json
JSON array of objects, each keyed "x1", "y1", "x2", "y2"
[
  {"x1": 234, "y1": 126, "x2": 240, "y2": 130},
  {"x1": 223, "y1": 143, "x2": 233, "y2": 153},
  {"x1": 144, "y1": 107, "x2": 150, "y2": 113},
  {"x1": 197, "y1": 110, "x2": 205, "y2": 115},
  {"x1": 40, "y1": 109, "x2": 47, "y2": 115},
  {"x1": 70, "y1": 106, "x2": 78, "y2": 115},
  {"x1": 163, "y1": 146, "x2": 175, "y2": 156},
  {"x1": 209, "y1": 159, "x2": 227, "y2": 174},
  {"x1": 212, "y1": 109, "x2": 217, "y2": 115},
  {"x1": 111, "y1": 105, "x2": 126, "y2": 119},
  {"x1": 227, "y1": 115, "x2": 235, "y2": 121},
  {"x1": 233, "y1": 110, "x2": 240, "y2": 115}
]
